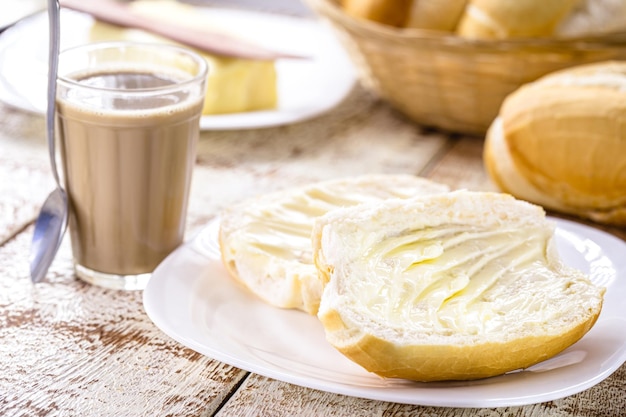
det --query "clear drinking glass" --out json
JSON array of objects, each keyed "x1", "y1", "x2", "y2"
[{"x1": 56, "y1": 42, "x2": 207, "y2": 290}]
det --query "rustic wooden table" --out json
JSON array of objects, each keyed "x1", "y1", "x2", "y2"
[{"x1": 1, "y1": 5, "x2": 625, "y2": 417}]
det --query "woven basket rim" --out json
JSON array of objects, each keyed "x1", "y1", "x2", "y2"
[{"x1": 306, "y1": 0, "x2": 626, "y2": 50}]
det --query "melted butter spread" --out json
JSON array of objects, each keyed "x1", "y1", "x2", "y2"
[
  {"x1": 353, "y1": 223, "x2": 578, "y2": 335},
  {"x1": 234, "y1": 182, "x2": 442, "y2": 263},
  {"x1": 219, "y1": 175, "x2": 449, "y2": 312}
]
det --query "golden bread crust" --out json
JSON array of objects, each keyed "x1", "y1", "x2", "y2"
[
  {"x1": 319, "y1": 305, "x2": 601, "y2": 381},
  {"x1": 457, "y1": 0, "x2": 578, "y2": 39},
  {"x1": 484, "y1": 61, "x2": 626, "y2": 226}
]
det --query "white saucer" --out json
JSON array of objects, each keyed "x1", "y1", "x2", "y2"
[{"x1": 0, "y1": 7, "x2": 356, "y2": 130}]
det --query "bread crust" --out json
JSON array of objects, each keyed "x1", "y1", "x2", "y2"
[
  {"x1": 340, "y1": 0, "x2": 468, "y2": 31},
  {"x1": 340, "y1": 0, "x2": 413, "y2": 27},
  {"x1": 319, "y1": 309, "x2": 600, "y2": 381},
  {"x1": 457, "y1": 0, "x2": 578, "y2": 39},
  {"x1": 406, "y1": 0, "x2": 468, "y2": 31},
  {"x1": 484, "y1": 61, "x2": 626, "y2": 226}
]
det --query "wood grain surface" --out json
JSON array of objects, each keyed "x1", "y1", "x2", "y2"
[{"x1": 1, "y1": 77, "x2": 624, "y2": 417}]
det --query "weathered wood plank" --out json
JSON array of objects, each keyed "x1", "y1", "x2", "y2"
[
  {"x1": 0, "y1": 228, "x2": 247, "y2": 417},
  {"x1": 214, "y1": 364, "x2": 625, "y2": 417},
  {"x1": 0, "y1": 104, "x2": 53, "y2": 244},
  {"x1": 423, "y1": 134, "x2": 495, "y2": 192},
  {"x1": 191, "y1": 88, "x2": 450, "y2": 212}
]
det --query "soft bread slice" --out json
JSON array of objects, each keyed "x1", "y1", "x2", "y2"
[
  {"x1": 484, "y1": 61, "x2": 626, "y2": 226},
  {"x1": 219, "y1": 175, "x2": 449, "y2": 315},
  {"x1": 312, "y1": 190, "x2": 605, "y2": 381}
]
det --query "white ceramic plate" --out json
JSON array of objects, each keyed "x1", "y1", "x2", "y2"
[
  {"x1": 0, "y1": 7, "x2": 355, "y2": 130},
  {"x1": 0, "y1": 0, "x2": 45, "y2": 31},
  {"x1": 143, "y1": 218, "x2": 626, "y2": 408}
]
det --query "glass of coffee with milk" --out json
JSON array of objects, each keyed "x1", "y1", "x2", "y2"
[{"x1": 56, "y1": 42, "x2": 207, "y2": 290}]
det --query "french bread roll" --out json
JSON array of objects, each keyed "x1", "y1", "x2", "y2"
[
  {"x1": 484, "y1": 61, "x2": 626, "y2": 227},
  {"x1": 406, "y1": 0, "x2": 468, "y2": 31},
  {"x1": 340, "y1": 0, "x2": 468, "y2": 31},
  {"x1": 219, "y1": 175, "x2": 449, "y2": 315},
  {"x1": 312, "y1": 190, "x2": 605, "y2": 381},
  {"x1": 458, "y1": 0, "x2": 626, "y2": 39},
  {"x1": 340, "y1": 0, "x2": 412, "y2": 27},
  {"x1": 457, "y1": 0, "x2": 579, "y2": 39}
]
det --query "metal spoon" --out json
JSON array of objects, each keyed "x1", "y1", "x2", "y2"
[{"x1": 30, "y1": 0, "x2": 68, "y2": 284}]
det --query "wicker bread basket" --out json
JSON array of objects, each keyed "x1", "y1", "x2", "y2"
[{"x1": 306, "y1": 0, "x2": 626, "y2": 135}]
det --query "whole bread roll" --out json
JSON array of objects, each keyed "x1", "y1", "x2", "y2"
[
  {"x1": 312, "y1": 190, "x2": 605, "y2": 381},
  {"x1": 340, "y1": 0, "x2": 468, "y2": 31},
  {"x1": 406, "y1": 0, "x2": 468, "y2": 31},
  {"x1": 457, "y1": 0, "x2": 579, "y2": 39},
  {"x1": 484, "y1": 61, "x2": 626, "y2": 227},
  {"x1": 340, "y1": 0, "x2": 412, "y2": 27},
  {"x1": 219, "y1": 174, "x2": 449, "y2": 315}
]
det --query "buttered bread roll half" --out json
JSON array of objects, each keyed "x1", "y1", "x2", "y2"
[
  {"x1": 312, "y1": 191, "x2": 605, "y2": 381},
  {"x1": 219, "y1": 175, "x2": 449, "y2": 315},
  {"x1": 484, "y1": 61, "x2": 626, "y2": 227}
]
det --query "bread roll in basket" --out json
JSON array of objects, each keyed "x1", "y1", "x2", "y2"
[{"x1": 305, "y1": 0, "x2": 626, "y2": 134}]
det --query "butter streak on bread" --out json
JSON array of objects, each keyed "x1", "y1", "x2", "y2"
[
  {"x1": 219, "y1": 175, "x2": 449, "y2": 315},
  {"x1": 312, "y1": 191, "x2": 604, "y2": 381}
]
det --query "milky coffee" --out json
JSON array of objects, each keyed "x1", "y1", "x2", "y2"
[{"x1": 57, "y1": 66, "x2": 204, "y2": 283}]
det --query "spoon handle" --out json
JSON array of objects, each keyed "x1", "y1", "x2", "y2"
[
  {"x1": 29, "y1": 0, "x2": 67, "y2": 284},
  {"x1": 47, "y1": 0, "x2": 62, "y2": 189}
]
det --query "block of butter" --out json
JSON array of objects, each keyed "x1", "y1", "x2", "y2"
[{"x1": 88, "y1": 0, "x2": 278, "y2": 115}]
